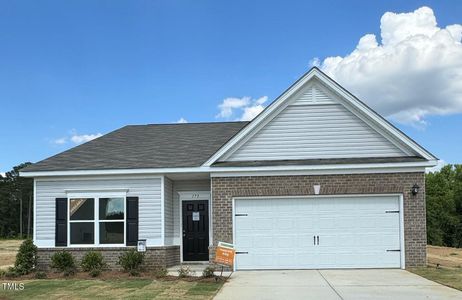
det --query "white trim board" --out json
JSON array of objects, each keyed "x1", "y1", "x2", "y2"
[
  {"x1": 161, "y1": 176, "x2": 165, "y2": 246},
  {"x1": 203, "y1": 68, "x2": 437, "y2": 166},
  {"x1": 33, "y1": 179, "x2": 37, "y2": 245},
  {"x1": 21, "y1": 160, "x2": 437, "y2": 178}
]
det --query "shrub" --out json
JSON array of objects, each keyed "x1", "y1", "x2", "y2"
[
  {"x1": 14, "y1": 239, "x2": 37, "y2": 275},
  {"x1": 35, "y1": 271, "x2": 47, "y2": 279},
  {"x1": 152, "y1": 267, "x2": 168, "y2": 278},
  {"x1": 177, "y1": 265, "x2": 194, "y2": 278},
  {"x1": 0, "y1": 269, "x2": 7, "y2": 278},
  {"x1": 89, "y1": 269, "x2": 101, "y2": 277},
  {"x1": 51, "y1": 251, "x2": 76, "y2": 274},
  {"x1": 4, "y1": 267, "x2": 19, "y2": 278},
  {"x1": 118, "y1": 249, "x2": 144, "y2": 274},
  {"x1": 202, "y1": 266, "x2": 215, "y2": 278},
  {"x1": 81, "y1": 251, "x2": 106, "y2": 274}
]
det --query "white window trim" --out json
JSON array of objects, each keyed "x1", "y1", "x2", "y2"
[{"x1": 67, "y1": 192, "x2": 127, "y2": 248}]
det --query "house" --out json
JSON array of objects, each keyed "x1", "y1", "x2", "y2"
[{"x1": 20, "y1": 67, "x2": 438, "y2": 270}]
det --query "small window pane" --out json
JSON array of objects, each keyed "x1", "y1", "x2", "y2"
[
  {"x1": 70, "y1": 223, "x2": 94, "y2": 244},
  {"x1": 99, "y1": 198, "x2": 124, "y2": 220},
  {"x1": 100, "y1": 222, "x2": 124, "y2": 244},
  {"x1": 70, "y1": 198, "x2": 94, "y2": 220}
]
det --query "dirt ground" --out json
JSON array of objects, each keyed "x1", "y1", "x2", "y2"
[
  {"x1": 427, "y1": 245, "x2": 462, "y2": 268},
  {"x1": 0, "y1": 239, "x2": 23, "y2": 269}
]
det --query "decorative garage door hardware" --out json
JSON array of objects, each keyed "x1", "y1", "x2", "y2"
[
  {"x1": 313, "y1": 235, "x2": 320, "y2": 245},
  {"x1": 385, "y1": 210, "x2": 400, "y2": 213},
  {"x1": 386, "y1": 249, "x2": 401, "y2": 252},
  {"x1": 236, "y1": 251, "x2": 249, "y2": 254},
  {"x1": 234, "y1": 213, "x2": 248, "y2": 216}
]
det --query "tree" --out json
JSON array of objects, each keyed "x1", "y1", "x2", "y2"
[
  {"x1": 426, "y1": 164, "x2": 462, "y2": 248},
  {"x1": 0, "y1": 163, "x2": 33, "y2": 238}
]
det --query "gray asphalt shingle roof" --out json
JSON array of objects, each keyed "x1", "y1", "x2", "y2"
[{"x1": 22, "y1": 122, "x2": 249, "y2": 172}]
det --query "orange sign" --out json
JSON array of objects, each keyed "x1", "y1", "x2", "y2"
[{"x1": 215, "y1": 243, "x2": 235, "y2": 267}]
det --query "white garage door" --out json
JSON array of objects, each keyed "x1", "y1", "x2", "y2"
[{"x1": 234, "y1": 196, "x2": 402, "y2": 270}]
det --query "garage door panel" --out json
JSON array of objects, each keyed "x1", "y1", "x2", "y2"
[{"x1": 234, "y1": 196, "x2": 401, "y2": 270}]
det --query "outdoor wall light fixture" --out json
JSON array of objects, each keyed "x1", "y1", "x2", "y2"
[{"x1": 411, "y1": 184, "x2": 420, "y2": 196}]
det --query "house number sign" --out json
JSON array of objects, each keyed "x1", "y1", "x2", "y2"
[{"x1": 192, "y1": 212, "x2": 200, "y2": 221}]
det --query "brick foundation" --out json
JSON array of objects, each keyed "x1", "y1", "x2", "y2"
[
  {"x1": 211, "y1": 172, "x2": 426, "y2": 267},
  {"x1": 37, "y1": 246, "x2": 180, "y2": 271}
]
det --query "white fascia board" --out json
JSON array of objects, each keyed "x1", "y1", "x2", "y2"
[
  {"x1": 20, "y1": 160, "x2": 438, "y2": 178},
  {"x1": 201, "y1": 68, "x2": 437, "y2": 166}
]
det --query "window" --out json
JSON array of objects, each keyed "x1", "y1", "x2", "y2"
[{"x1": 68, "y1": 196, "x2": 125, "y2": 246}]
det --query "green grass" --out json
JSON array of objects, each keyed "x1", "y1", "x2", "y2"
[
  {"x1": 410, "y1": 267, "x2": 462, "y2": 291},
  {"x1": 0, "y1": 278, "x2": 223, "y2": 300}
]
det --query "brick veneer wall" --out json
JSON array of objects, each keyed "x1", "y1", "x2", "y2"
[
  {"x1": 211, "y1": 172, "x2": 426, "y2": 267},
  {"x1": 36, "y1": 246, "x2": 180, "y2": 271}
]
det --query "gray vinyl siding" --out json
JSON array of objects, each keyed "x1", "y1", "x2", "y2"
[
  {"x1": 172, "y1": 179, "x2": 210, "y2": 245},
  {"x1": 35, "y1": 175, "x2": 162, "y2": 247},
  {"x1": 164, "y1": 177, "x2": 174, "y2": 245},
  {"x1": 224, "y1": 83, "x2": 406, "y2": 161}
]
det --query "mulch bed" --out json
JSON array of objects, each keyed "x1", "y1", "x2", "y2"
[{"x1": 4, "y1": 270, "x2": 226, "y2": 282}]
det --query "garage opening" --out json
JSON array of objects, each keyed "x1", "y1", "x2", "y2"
[{"x1": 234, "y1": 195, "x2": 403, "y2": 270}]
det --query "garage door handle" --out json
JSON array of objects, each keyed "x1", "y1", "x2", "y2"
[
  {"x1": 313, "y1": 236, "x2": 316, "y2": 245},
  {"x1": 236, "y1": 251, "x2": 248, "y2": 254},
  {"x1": 317, "y1": 236, "x2": 319, "y2": 245}
]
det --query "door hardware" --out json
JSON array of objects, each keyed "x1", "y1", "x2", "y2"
[
  {"x1": 385, "y1": 210, "x2": 400, "y2": 213},
  {"x1": 313, "y1": 236, "x2": 316, "y2": 245},
  {"x1": 386, "y1": 249, "x2": 401, "y2": 252},
  {"x1": 317, "y1": 236, "x2": 319, "y2": 245},
  {"x1": 235, "y1": 214, "x2": 248, "y2": 217},
  {"x1": 236, "y1": 251, "x2": 248, "y2": 254}
]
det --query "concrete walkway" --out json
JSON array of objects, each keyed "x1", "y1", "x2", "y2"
[{"x1": 214, "y1": 269, "x2": 462, "y2": 300}]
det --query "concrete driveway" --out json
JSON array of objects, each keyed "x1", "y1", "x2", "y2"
[{"x1": 214, "y1": 269, "x2": 462, "y2": 300}]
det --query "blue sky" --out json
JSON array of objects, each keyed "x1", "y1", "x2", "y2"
[{"x1": 1, "y1": 1, "x2": 461, "y2": 172}]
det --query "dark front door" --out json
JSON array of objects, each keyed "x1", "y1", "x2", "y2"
[{"x1": 182, "y1": 200, "x2": 209, "y2": 261}]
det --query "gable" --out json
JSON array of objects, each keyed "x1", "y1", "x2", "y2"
[{"x1": 219, "y1": 80, "x2": 412, "y2": 162}]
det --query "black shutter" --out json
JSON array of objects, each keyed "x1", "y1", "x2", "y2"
[
  {"x1": 55, "y1": 198, "x2": 67, "y2": 246},
  {"x1": 126, "y1": 197, "x2": 139, "y2": 246}
]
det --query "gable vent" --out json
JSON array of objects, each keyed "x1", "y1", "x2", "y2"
[{"x1": 294, "y1": 85, "x2": 335, "y2": 106}]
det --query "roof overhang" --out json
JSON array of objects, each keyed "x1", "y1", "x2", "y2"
[{"x1": 20, "y1": 159, "x2": 438, "y2": 178}]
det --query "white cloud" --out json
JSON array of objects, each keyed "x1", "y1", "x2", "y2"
[
  {"x1": 216, "y1": 96, "x2": 268, "y2": 121},
  {"x1": 314, "y1": 6, "x2": 462, "y2": 126},
  {"x1": 70, "y1": 133, "x2": 103, "y2": 144},
  {"x1": 176, "y1": 117, "x2": 188, "y2": 123},
  {"x1": 52, "y1": 131, "x2": 103, "y2": 145},
  {"x1": 53, "y1": 137, "x2": 68, "y2": 145},
  {"x1": 426, "y1": 159, "x2": 447, "y2": 173}
]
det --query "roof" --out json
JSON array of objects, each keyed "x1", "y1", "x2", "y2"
[
  {"x1": 22, "y1": 122, "x2": 249, "y2": 172},
  {"x1": 211, "y1": 157, "x2": 427, "y2": 168}
]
